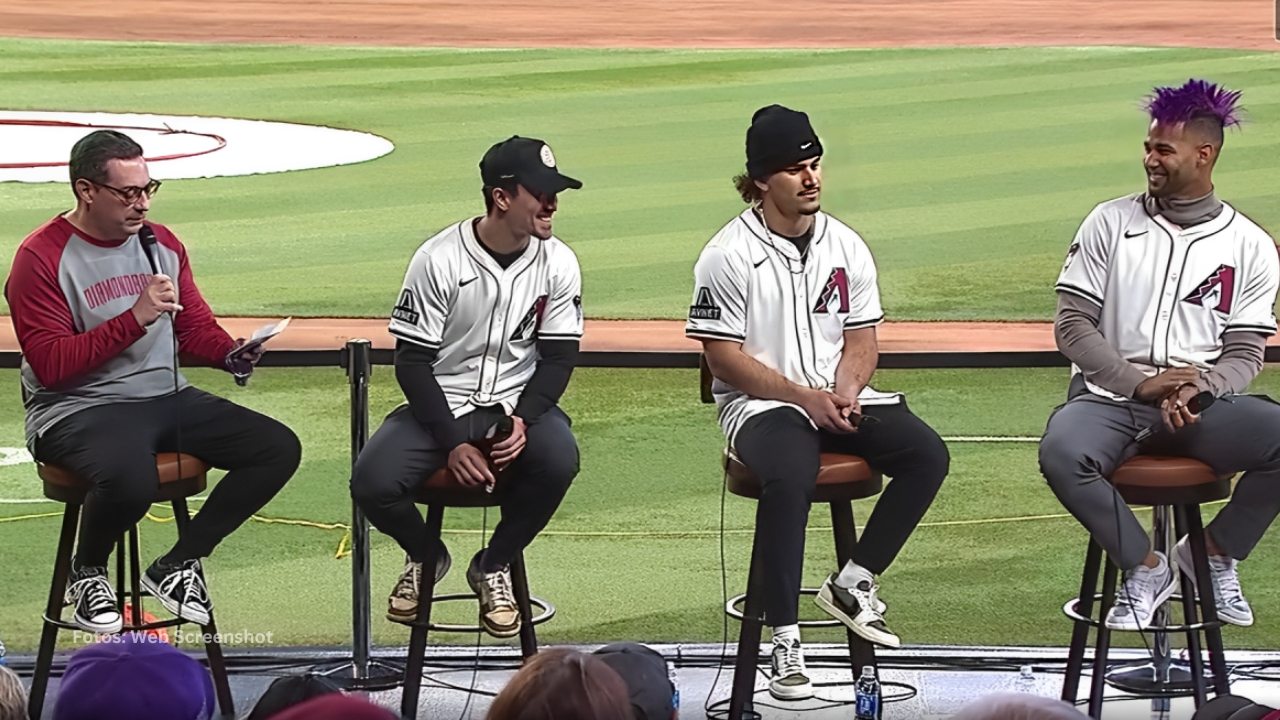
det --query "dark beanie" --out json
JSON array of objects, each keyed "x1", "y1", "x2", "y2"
[{"x1": 745, "y1": 104, "x2": 823, "y2": 179}]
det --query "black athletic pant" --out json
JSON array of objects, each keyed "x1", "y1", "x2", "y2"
[
  {"x1": 734, "y1": 403, "x2": 949, "y2": 626},
  {"x1": 350, "y1": 404, "x2": 578, "y2": 572},
  {"x1": 35, "y1": 387, "x2": 302, "y2": 569}
]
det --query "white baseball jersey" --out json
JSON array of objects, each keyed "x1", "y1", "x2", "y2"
[
  {"x1": 686, "y1": 208, "x2": 900, "y2": 445},
  {"x1": 1056, "y1": 193, "x2": 1279, "y2": 401},
  {"x1": 389, "y1": 218, "x2": 583, "y2": 417}
]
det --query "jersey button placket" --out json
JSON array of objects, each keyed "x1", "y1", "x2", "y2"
[{"x1": 485, "y1": 278, "x2": 512, "y2": 399}]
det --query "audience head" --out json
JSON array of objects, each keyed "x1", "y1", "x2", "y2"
[
  {"x1": 951, "y1": 692, "x2": 1088, "y2": 720},
  {"x1": 593, "y1": 642, "x2": 678, "y2": 720},
  {"x1": 244, "y1": 674, "x2": 343, "y2": 720},
  {"x1": 53, "y1": 632, "x2": 214, "y2": 720},
  {"x1": 267, "y1": 694, "x2": 397, "y2": 719},
  {"x1": 0, "y1": 665, "x2": 29, "y2": 720},
  {"x1": 486, "y1": 647, "x2": 632, "y2": 720}
]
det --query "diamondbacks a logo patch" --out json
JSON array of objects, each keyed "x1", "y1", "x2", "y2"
[
  {"x1": 391, "y1": 289, "x2": 420, "y2": 325},
  {"x1": 812, "y1": 267, "x2": 850, "y2": 314},
  {"x1": 510, "y1": 295, "x2": 549, "y2": 341},
  {"x1": 1182, "y1": 264, "x2": 1236, "y2": 314},
  {"x1": 1062, "y1": 243, "x2": 1080, "y2": 273},
  {"x1": 572, "y1": 294, "x2": 583, "y2": 322},
  {"x1": 689, "y1": 287, "x2": 721, "y2": 320}
]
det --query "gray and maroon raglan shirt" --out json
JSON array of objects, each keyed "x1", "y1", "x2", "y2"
[{"x1": 7, "y1": 216, "x2": 237, "y2": 451}]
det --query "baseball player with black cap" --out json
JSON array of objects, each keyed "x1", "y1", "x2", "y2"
[
  {"x1": 351, "y1": 135, "x2": 584, "y2": 639},
  {"x1": 686, "y1": 105, "x2": 950, "y2": 700}
]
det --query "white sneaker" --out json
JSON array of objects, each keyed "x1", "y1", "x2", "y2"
[
  {"x1": 815, "y1": 574, "x2": 900, "y2": 648},
  {"x1": 769, "y1": 637, "x2": 813, "y2": 701},
  {"x1": 1173, "y1": 535, "x2": 1254, "y2": 627},
  {"x1": 1104, "y1": 552, "x2": 1177, "y2": 631}
]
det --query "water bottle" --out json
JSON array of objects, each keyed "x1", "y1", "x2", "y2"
[
  {"x1": 855, "y1": 666, "x2": 881, "y2": 720},
  {"x1": 1016, "y1": 664, "x2": 1035, "y2": 693},
  {"x1": 667, "y1": 661, "x2": 680, "y2": 714}
]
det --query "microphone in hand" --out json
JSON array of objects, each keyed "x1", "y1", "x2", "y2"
[{"x1": 1135, "y1": 390, "x2": 1215, "y2": 442}]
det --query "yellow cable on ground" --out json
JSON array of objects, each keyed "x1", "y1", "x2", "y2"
[
  {"x1": 0, "y1": 500, "x2": 1228, "y2": 544},
  {"x1": 0, "y1": 511, "x2": 62, "y2": 524}
]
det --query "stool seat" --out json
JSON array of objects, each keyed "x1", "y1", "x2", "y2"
[
  {"x1": 725, "y1": 450, "x2": 882, "y2": 502},
  {"x1": 416, "y1": 468, "x2": 501, "y2": 508},
  {"x1": 1111, "y1": 456, "x2": 1230, "y2": 506},
  {"x1": 39, "y1": 453, "x2": 210, "y2": 504}
]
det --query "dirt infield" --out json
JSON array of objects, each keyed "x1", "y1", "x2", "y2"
[
  {"x1": 3, "y1": 0, "x2": 1276, "y2": 50},
  {"x1": 2, "y1": 1, "x2": 1275, "y2": 354}
]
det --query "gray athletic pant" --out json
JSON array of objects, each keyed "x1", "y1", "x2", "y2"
[
  {"x1": 1039, "y1": 375, "x2": 1280, "y2": 570},
  {"x1": 351, "y1": 404, "x2": 578, "y2": 572}
]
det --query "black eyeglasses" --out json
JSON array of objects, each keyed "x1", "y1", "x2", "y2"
[{"x1": 93, "y1": 179, "x2": 162, "y2": 204}]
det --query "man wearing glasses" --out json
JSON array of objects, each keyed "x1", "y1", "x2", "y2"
[{"x1": 5, "y1": 130, "x2": 301, "y2": 634}]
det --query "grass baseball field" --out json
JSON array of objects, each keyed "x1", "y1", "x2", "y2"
[
  {"x1": 2, "y1": 40, "x2": 1280, "y2": 321},
  {"x1": 4, "y1": 37, "x2": 1280, "y2": 654},
  {"x1": 3, "y1": 366, "x2": 1280, "y2": 652}
]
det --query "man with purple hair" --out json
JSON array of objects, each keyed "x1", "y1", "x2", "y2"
[{"x1": 1040, "y1": 79, "x2": 1280, "y2": 631}]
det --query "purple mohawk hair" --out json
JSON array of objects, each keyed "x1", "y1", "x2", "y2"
[{"x1": 1143, "y1": 79, "x2": 1244, "y2": 128}]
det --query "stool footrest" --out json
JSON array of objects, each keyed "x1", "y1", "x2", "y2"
[{"x1": 402, "y1": 592, "x2": 555, "y2": 633}]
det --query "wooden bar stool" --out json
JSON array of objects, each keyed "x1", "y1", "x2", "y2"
[
  {"x1": 1061, "y1": 455, "x2": 1232, "y2": 718},
  {"x1": 28, "y1": 453, "x2": 234, "y2": 720},
  {"x1": 399, "y1": 467, "x2": 554, "y2": 720},
  {"x1": 724, "y1": 450, "x2": 883, "y2": 720}
]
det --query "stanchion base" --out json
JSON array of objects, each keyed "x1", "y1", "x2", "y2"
[
  {"x1": 311, "y1": 658, "x2": 404, "y2": 691},
  {"x1": 1106, "y1": 659, "x2": 1202, "y2": 695}
]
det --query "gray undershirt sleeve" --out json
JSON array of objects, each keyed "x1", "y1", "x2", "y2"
[
  {"x1": 1054, "y1": 292, "x2": 1149, "y2": 398},
  {"x1": 1198, "y1": 331, "x2": 1267, "y2": 397}
]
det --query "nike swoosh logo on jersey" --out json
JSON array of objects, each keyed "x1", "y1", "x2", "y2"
[
  {"x1": 1123, "y1": 229, "x2": 1148, "y2": 238},
  {"x1": 753, "y1": 258, "x2": 767, "y2": 268},
  {"x1": 459, "y1": 277, "x2": 478, "y2": 287},
  {"x1": 800, "y1": 142, "x2": 813, "y2": 150}
]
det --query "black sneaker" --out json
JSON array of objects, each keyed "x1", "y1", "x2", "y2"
[
  {"x1": 142, "y1": 559, "x2": 212, "y2": 626},
  {"x1": 466, "y1": 552, "x2": 520, "y2": 638},
  {"x1": 386, "y1": 544, "x2": 452, "y2": 624},
  {"x1": 66, "y1": 565, "x2": 122, "y2": 634},
  {"x1": 815, "y1": 574, "x2": 901, "y2": 648}
]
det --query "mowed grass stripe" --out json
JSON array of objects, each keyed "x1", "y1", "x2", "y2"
[{"x1": 2, "y1": 42, "x2": 1279, "y2": 319}]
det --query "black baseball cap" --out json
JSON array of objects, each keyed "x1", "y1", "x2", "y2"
[
  {"x1": 479, "y1": 135, "x2": 582, "y2": 196},
  {"x1": 593, "y1": 642, "x2": 676, "y2": 720}
]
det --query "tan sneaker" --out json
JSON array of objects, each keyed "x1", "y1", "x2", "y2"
[
  {"x1": 386, "y1": 546, "x2": 452, "y2": 624},
  {"x1": 466, "y1": 554, "x2": 520, "y2": 638}
]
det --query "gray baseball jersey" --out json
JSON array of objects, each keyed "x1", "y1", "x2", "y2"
[
  {"x1": 1056, "y1": 194, "x2": 1279, "y2": 401},
  {"x1": 388, "y1": 218, "x2": 583, "y2": 418},
  {"x1": 686, "y1": 208, "x2": 900, "y2": 445}
]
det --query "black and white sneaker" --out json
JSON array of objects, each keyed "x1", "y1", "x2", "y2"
[
  {"x1": 66, "y1": 565, "x2": 122, "y2": 634},
  {"x1": 815, "y1": 574, "x2": 901, "y2": 648},
  {"x1": 769, "y1": 637, "x2": 813, "y2": 700},
  {"x1": 142, "y1": 559, "x2": 212, "y2": 626},
  {"x1": 386, "y1": 546, "x2": 453, "y2": 624}
]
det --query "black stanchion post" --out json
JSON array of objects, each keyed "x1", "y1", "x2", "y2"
[{"x1": 312, "y1": 339, "x2": 402, "y2": 690}]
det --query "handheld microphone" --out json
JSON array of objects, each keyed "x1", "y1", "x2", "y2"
[
  {"x1": 480, "y1": 416, "x2": 516, "y2": 493},
  {"x1": 138, "y1": 224, "x2": 160, "y2": 275},
  {"x1": 1134, "y1": 390, "x2": 1215, "y2": 443}
]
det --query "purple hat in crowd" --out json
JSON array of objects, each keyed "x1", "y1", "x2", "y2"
[{"x1": 54, "y1": 632, "x2": 215, "y2": 720}]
